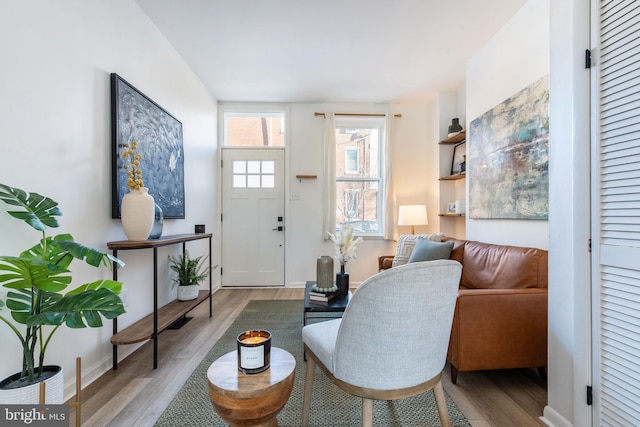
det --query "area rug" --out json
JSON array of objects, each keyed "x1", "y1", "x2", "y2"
[{"x1": 155, "y1": 300, "x2": 471, "y2": 427}]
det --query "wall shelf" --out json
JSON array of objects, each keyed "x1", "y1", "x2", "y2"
[
  {"x1": 438, "y1": 130, "x2": 466, "y2": 145},
  {"x1": 439, "y1": 213, "x2": 465, "y2": 217},
  {"x1": 439, "y1": 173, "x2": 466, "y2": 181}
]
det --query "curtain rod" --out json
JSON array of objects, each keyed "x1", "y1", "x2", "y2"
[{"x1": 314, "y1": 112, "x2": 401, "y2": 118}]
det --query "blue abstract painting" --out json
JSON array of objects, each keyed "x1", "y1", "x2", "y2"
[
  {"x1": 468, "y1": 75, "x2": 549, "y2": 220},
  {"x1": 111, "y1": 74, "x2": 185, "y2": 218}
]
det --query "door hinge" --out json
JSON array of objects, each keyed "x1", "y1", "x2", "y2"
[
  {"x1": 220, "y1": 267, "x2": 222, "y2": 276},
  {"x1": 221, "y1": 159, "x2": 223, "y2": 168},
  {"x1": 587, "y1": 385, "x2": 593, "y2": 405},
  {"x1": 585, "y1": 49, "x2": 592, "y2": 69},
  {"x1": 588, "y1": 238, "x2": 592, "y2": 253},
  {"x1": 221, "y1": 213, "x2": 223, "y2": 222}
]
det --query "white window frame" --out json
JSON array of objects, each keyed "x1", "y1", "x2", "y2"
[{"x1": 334, "y1": 117, "x2": 386, "y2": 237}]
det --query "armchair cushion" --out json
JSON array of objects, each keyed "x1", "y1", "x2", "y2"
[
  {"x1": 301, "y1": 318, "x2": 341, "y2": 372},
  {"x1": 391, "y1": 233, "x2": 444, "y2": 268},
  {"x1": 408, "y1": 239, "x2": 454, "y2": 263}
]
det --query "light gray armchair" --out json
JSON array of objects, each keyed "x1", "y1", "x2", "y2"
[{"x1": 301, "y1": 259, "x2": 462, "y2": 427}]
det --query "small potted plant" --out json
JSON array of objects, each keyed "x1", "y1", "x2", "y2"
[
  {"x1": 0, "y1": 183, "x2": 125, "y2": 404},
  {"x1": 168, "y1": 251, "x2": 212, "y2": 301}
]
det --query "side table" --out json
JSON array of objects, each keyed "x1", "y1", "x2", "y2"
[
  {"x1": 207, "y1": 347, "x2": 295, "y2": 427},
  {"x1": 303, "y1": 280, "x2": 351, "y2": 326}
]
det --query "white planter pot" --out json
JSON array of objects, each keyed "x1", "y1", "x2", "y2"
[
  {"x1": 177, "y1": 285, "x2": 200, "y2": 301},
  {"x1": 0, "y1": 365, "x2": 63, "y2": 404},
  {"x1": 121, "y1": 187, "x2": 155, "y2": 241}
]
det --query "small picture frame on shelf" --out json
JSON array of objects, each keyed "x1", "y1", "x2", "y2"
[
  {"x1": 447, "y1": 203, "x2": 457, "y2": 214},
  {"x1": 451, "y1": 142, "x2": 466, "y2": 175}
]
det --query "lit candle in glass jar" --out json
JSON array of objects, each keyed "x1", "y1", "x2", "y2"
[
  {"x1": 240, "y1": 336, "x2": 267, "y2": 344},
  {"x1": 237, "y1": 330, "x2": 271, "y2": 374}
]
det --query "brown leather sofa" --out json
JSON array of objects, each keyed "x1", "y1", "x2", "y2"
[{"x1": 378, "y1": 237, "x2": 548, "y2": 384}]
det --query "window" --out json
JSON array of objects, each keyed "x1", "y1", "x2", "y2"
[
  {"x1": 345, "y1": 147, "x2": 359, "y2": 174},
  {"x1": 334, "y1": 117, "x2": 385, "y2": 236},
  {"x1": 223, "y1": 111, "x2": 285, "y2": 146}
]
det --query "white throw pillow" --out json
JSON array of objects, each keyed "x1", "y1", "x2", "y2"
[{"x1": 391, "y1": 233, "x2": 444, "y2": 268}]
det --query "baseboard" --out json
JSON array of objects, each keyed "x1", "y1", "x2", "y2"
[
  {"x1": 540, "y1": 405, "x2": 573, "y2": 427},
  {"x1": 63, "y1": 343, "x2": 141, "y2": 402}
]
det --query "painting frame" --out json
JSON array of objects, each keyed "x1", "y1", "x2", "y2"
[
  {"x1": 451, "y1": 142, "x2": 466, "y2": 176},
  {"x1": 111, "y1": 73, "x2": 185, "y2": 219}
]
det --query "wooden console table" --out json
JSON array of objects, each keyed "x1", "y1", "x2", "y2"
[{"x1": 108, "y1": 233, "x2": 213, "y2": 370}]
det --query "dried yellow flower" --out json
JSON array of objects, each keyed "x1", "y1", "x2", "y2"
[{"x1": 121, "y1": 140, "x2": 144, "y2": 190}]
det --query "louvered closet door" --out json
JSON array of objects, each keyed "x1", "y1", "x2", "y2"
[{"x1": 594, "y1": 1, "x2": 640, "y2": 425}]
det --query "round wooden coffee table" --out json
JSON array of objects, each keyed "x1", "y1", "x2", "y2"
[{"x1": 207, "y1": 347, "x2": 296, "y2": 427}]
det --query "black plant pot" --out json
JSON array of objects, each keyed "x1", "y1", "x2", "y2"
[{"x1": 336, "y1": 272, "x2": 349, "y2": 295}]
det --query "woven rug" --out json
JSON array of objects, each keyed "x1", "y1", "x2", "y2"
[{"x1": 155, "y1": 300, "x2": 471, "y2": 427}]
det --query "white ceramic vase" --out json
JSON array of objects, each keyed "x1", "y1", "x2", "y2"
[
  {"x1": 121, "y1": 187, "x2": 155, "y2": 241},
  {"x1": 177, "y1": 284, "x2": 200, "y2": 301},
  {"x1": 0, "y1": 365, "x2": 64, "y2": 404}
]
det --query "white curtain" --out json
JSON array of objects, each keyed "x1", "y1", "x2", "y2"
[
  {"x1": 322, "y1": 112, "x2": 336, "y2": 241},
  {"x1": 384, "y1": 113, "x2": 397, "y2": 240}
]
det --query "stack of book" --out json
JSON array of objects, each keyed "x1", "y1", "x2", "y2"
[{"x1": 309, "y1": 290, "x2": 339, "y2": 305}]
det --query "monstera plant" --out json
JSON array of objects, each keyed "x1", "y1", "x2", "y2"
[{"x1": 0, "y1": 183, "x2": 125, "y2": 389}]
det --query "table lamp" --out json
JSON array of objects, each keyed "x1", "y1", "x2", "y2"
[{"x1": 398, "y1": 205, "x2": 428, "y2": 234}]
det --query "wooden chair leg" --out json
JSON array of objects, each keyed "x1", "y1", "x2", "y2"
[
  {"x1": 301, "y1": 354, "x2": 315, "y2": 427},
  {"x1": 362, "y1": 398, "x2": 373, "y2": 427},
  {"x1": 433, "y1": 380, "x2": 451, "y2": 427}
]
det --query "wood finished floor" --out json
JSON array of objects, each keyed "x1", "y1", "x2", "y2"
[{"x1": 72, "y1": 288, "x2": 547, "y2": 426}]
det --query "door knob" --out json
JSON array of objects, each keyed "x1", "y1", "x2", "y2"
[{"x1": 272, "y1": 226, "x2": 284, "y2": 231}]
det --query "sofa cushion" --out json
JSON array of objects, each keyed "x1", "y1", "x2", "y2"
[
  {"x1": 460, "y1": 240, "x2": 548, "y2": 289},
  {"x1": 391, "y1": 233, "x2": 444, "y2": 267},
  {"x1": 408, "y1": 238, "x2": 454, "y2": 263}
]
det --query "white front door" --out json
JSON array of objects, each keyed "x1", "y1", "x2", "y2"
[{"x1": 221, "y1": 148, "x2": 285, "y2": 287}]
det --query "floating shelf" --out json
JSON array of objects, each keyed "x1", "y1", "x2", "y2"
[
  {"x1": 296, "y1": 174, "x2": 317, "y2": 182},
  {"x1": 438, "y1": 130, "x2": 466, "y2": 145},
  {"x1": 438, "y1": 213, "x2": 465, "y2": 217},
  {"x1": 439, "y1": 173, "x2": 466, "y2": 181}
]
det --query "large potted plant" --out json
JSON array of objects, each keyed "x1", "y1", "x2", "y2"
[
  {"x1": 0, "y1": 183, "x2": 125, "y2": 404},
  {"x1": 168, "y1": 251, "x2": 212, "y2": 301}
]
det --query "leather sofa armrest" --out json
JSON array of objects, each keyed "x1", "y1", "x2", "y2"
[
  {"x1": 448, "y1": 288, "x2": 548, "y2": 371},
  {"x1": 378, "y1": 255, "x2": 395, "y2": 271}
]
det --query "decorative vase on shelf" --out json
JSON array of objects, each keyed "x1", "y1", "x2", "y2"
[
  {"x1": 148, "y1": 203, "x2": 164, "y2": 240},
  {"x1": 336, "y1": 265, "x2": 349, "y2": 296},
  {"x1": 121, "y1": 187, "x2": 155, "y2": 241},
  {"x1": 316, "y1": 256, "x2": 334, "y2": 291},
  {"x1": 447, "y1": 118, "x2": 463, "y2": 136}
]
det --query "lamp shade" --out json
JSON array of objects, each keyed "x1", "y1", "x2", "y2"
[{"x1": 398, "y1": 205, "x2": 428, "y2": 226}]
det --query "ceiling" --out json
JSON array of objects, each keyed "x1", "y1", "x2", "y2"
[{"x1": 135, "y1": 0, "x2": 527, "y2": 103}]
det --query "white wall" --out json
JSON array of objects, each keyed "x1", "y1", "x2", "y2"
[
  {"x1": 285, "y1": 102, "x2": 439, "y2": 285},
  {"x1": 465, "y1": 0, "x2": 550, "y2": 249},
  {"x1": 546, "y1": 0, "x2": 591, "y2": 425},
  {"x1": 0, "y1": 0, "x2": 218, "y2": 399}
]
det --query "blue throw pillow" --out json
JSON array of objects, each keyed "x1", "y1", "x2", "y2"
[{"x1": 408, "y1": 238, "x2": 454, "y2": 263}]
